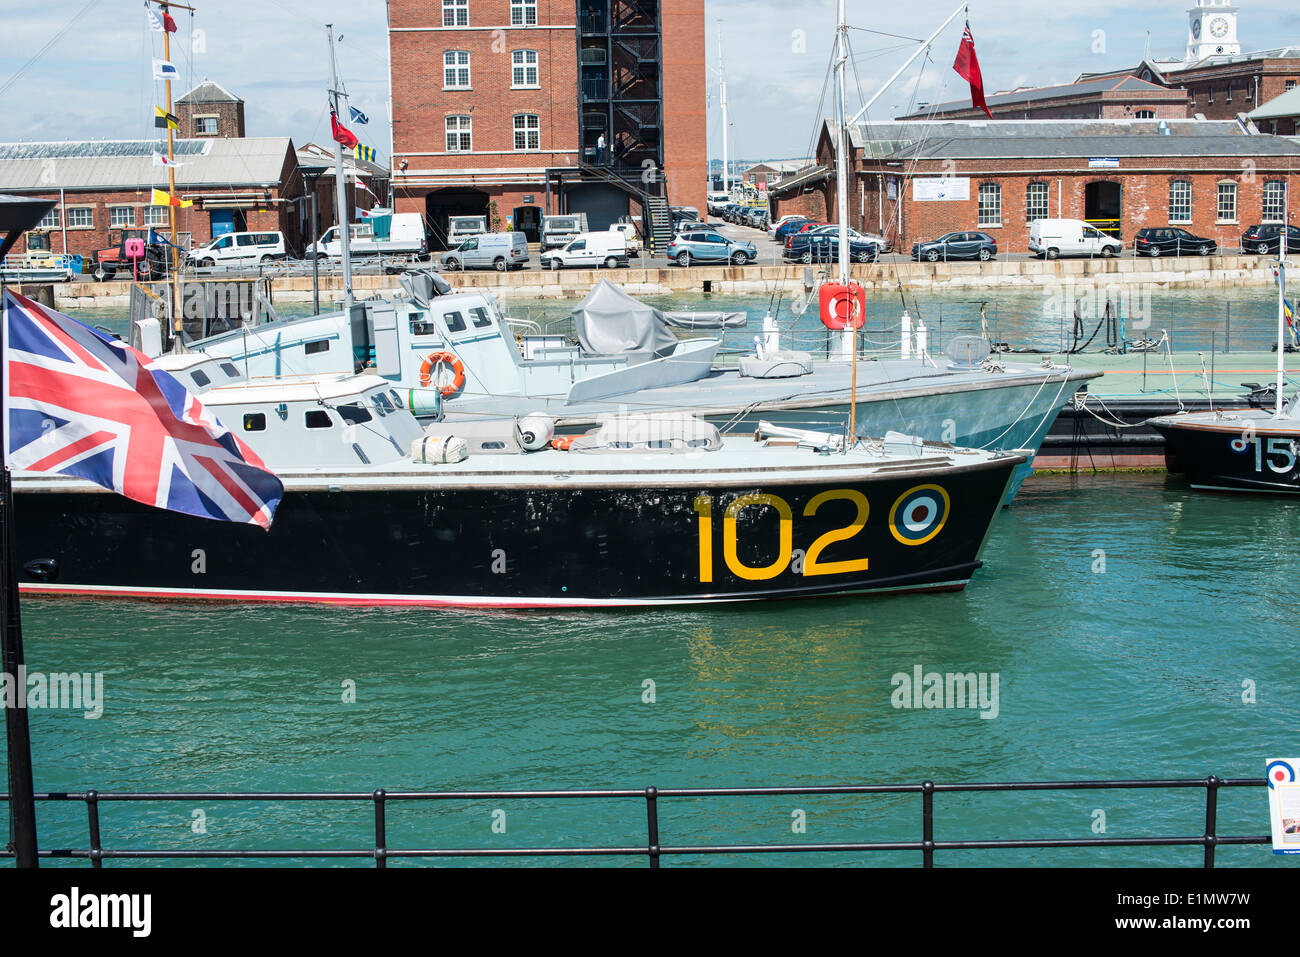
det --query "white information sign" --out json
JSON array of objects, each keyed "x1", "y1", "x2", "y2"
[
  {"x1": 912, "y1": 177, "x2": 970, "y2": 202},
  {"x1": 1267, "y1": 758, "x2": 1300, "y2": 854}
]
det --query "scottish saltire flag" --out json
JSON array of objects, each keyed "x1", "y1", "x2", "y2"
[
  {"x1": 2, "y1": 290, "x2": 283, "y2": 528},
  {"x1": 349, "y1": 106, "x2": 370, "y2": 125}
]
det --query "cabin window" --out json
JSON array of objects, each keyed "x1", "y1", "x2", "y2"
[
  {"x1": 469, "y1": 306, "x2": 493, "y2": 328},
  {"x1": 337, "y1": 402, "x2": 373, "y2": 425},
  {"x1": 373, "y1": 392, "x2": 394, "y2": 416},
  {"x1": 410, "y1": 317, "x2": 439, "y2": 337},
  {"x1": 443, "y1": 310, "x2": 467, "y2": 333},
  {"x1": 389, "y1": 390, "x2": 404, "y2": 408},
  {"x1": 305, "y1": 410, "x2": 333, "y2": 429},
  {"x1": 220, "y1": 362, "x2": 240, "y2": 378},
  {"x1": 243, "y1": 413, "x2": 266, "y2": 431},
  {"x1": 304, "y1": 339, "x2": 331, "y2": 355},
  {"x1": 191, "y1": 370, "x2": 211, "y2": 387}
]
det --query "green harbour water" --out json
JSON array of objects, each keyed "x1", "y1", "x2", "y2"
[{"x1": 3, "y1": 473, "x2": 1297, "y2": 867}]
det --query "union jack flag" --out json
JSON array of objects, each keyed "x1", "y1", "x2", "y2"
[{"x1": 2, "y1": 290, "x2": 282, "y2": 528}]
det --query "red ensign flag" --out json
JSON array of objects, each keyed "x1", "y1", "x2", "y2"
[
  {"x1": 953, "y1": 23, "x2": 993, "y2": 120},
  {"x1": 330, "y1": 110, "x2": 359, "y2": 150}
]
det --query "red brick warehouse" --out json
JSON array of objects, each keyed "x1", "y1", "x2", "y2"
[
  {"x1": 770, "y1": 119, "x2": 1300, "y2": 255},
  {"x1": 388, "y1": 0, "x2": 707, "y2": 250}
]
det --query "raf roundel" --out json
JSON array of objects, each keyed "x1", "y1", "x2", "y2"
[
  {"x1": 1267, "y1": 760, "x2": 1296, "y2": 789},
  {"x1": 889, "y1": 484, "x2": 951, "y2": 546}
]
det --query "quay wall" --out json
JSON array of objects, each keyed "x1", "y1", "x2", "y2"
[{"x1": 52, "y1": 253, "x2": 1289, "y2": 308}]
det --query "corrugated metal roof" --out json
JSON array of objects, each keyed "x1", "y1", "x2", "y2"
[
  {"x1": 844, "y1": 119, "x2": 1300, "y2": 160},
  {"x1": 1250, "y1": 86, "x2": 1300, "y2": 121},
  {"x1": 0, "y1": 138, "x2": 294, "y2": 191}
]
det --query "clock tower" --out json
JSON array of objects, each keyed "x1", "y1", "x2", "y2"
[{"x1": 1186, "y1": 0, "x2": 1240, "y2": 63}]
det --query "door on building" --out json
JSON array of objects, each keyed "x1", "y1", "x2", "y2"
[
  {"x1": 208, "y1": 209, "x2": 247, "y2": 238},
  {"x1": 564, "y1": 183, "x2": 628, "y2": 231},
  {"x1": 425, "y1": 189, "x2": 489, "y2": 250},
  {"x1": 1084, "y1": 181, "x2": 1122, "y2": 238},
  {"x1": 513, "y1": 206, "x2": 542, "y2": 243}
]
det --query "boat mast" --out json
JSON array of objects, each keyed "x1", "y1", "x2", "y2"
[
  {"x1": 717, "y1": 22, "x2": 730, "y2": 195},
  {"x1": 1276, "y1": 190, "x2": 1289, "y2": 417},
  {"x1": 834, "y1": 0, "x2": 856, "y2": 374},
  {"x1": 327, "y1": 24, "x2": 354, "y2": 311},
  {"x1": 161, "y1": 2, "x2": 193, "y2": 339}
]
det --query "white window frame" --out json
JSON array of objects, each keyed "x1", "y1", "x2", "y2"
[
  {"x1": 36, "y1": 206, "x2": 60, "y2": 229},
  {"x1": 443, "y1": 50, "x2": 470, "y2": 90},
  {"x1": 513, "y1": 113, "x2": 540, "y2": 151},
  {"x1": 66, "y1": 207, "x2": 94, "y2": 229},
  {"x1": 1262, "y1": 181, "x2": 1287, "y2": 223},
  {"x1": 1216, "y1": 181, "x2": 1237, "y2": 223},
  {"x1": 977, "y1": 183, "x2": 1001, "y2": 228},
  {"x1": 143, "y1": 205, "x2": 171, "y2": 227},
  {"x1": 1168, "y1": 180, "x2": 1192, "y2": 224},
  {"x1": 109, "y1": 205, "x2": 135, "y2": 227},
  {"x1": 445, "y1": 114, "x2": 472, "y2": 152},
  {"x1": 511, "y1": 49, "x2": 539, "y2": 88},
  {"x1": 193, "y1": 115, "x2": 219, "y2": 136},
  {"x1": 510, "y1": 0, "x2": 537, "y2": 27},
  {"x1": 1025, "y1": 182, "x2": 1049, "y2": 223},
  {"x1": 442, "y1": 0, "x2": 468, "y2": 27},
  {"x1": 1133, "y1": 109, "x2": 1155, "y2": 119}
]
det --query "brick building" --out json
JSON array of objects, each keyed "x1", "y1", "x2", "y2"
[
  {"x1": 768, "y1": 119, "x2": 1300, "y2": 255},
  {"x1": 1250, "y1": 85, "x2": 1300, "y2": 135},
  {"x1": 0, "y1": 138, "x2": 304, "y2": 261},
  {"x1": 387, "y1": 0, "x2": 706, "y2": 249},
  {"x1": 898, "y1": 76, "x2": 1189, "y2": 122},
  {"x1": 175, "y1": 80, "x2": 247, "y2": 139}
]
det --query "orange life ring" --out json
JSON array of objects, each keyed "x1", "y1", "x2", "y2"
[
  {"x1": 550, "y1": 436, "x2": 576, "y2": 451},
  {"x1": 418, "y1": 351, "x2": 466, "y2": 398}
]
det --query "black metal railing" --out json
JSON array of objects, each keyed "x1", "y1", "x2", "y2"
[{"x1": 2, "y1": 776, "x2": 1270, "y2": 868}]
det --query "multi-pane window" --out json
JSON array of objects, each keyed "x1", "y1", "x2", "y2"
[
  {"x1": 1263, "y1": 181, "x2": 1287, "y2": 222},
  {"x1": 1134, "y1": 109, "x2": 1155, "y2": 119},
  {"x1": 513, "y1": 113, "x2": 539, "y2": 151},
  {"x1": 194, "y1": 116, "x2": 218, "y2": 135},
  {"x1": 1168, "y1": 181, "x2": 1192, "y2": 223},
  {"x1": 143, "y1": 205, "x2": 171, "y2": 226},
  {"x1": 510, "y1": 0, "x2": 537, "y2": 26},
  {"x1": 66, "y1": 207, "x2": 93, "y2": 228},
  {"x1": 36, "y1": 206, "x2": 59, "y2": 229},
  {"x1": 1216, "y1": 181, "x2": 1237, "y2": 222},
  {"x1": 511, "y1": 50, "x2": 538, "y2": 87},
  {"x1": 443, "y1": 51, "x2": 470, "y2": 89},
  {"x1": 977, "y1": 183, "x2": 1001, "y2": 227},
  {"x1": 110, "y1": 205, "x2": 135, "y2": 227},
  {"x1": 442, "y1": 0, "x2": 468, "y2": 27},
  {"x1": 1287, "y1": 80, "x2": 1297, "y2": 91},
  {"x1": 445, "y1": 115, "x2": 472, "y2": 151},
  {"x1": 1025, "y1": 182, "x2": 1049, "y2": 223}
]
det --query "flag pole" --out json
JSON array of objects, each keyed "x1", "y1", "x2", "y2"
[
  {"x1": 327, "y1": 25, "x2": 354, "y2": 312},
  {"x1": 0, "y1": 196, "x2": 55, "y2": 869}
]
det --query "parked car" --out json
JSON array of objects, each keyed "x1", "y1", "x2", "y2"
[
  {"x1": 666, "y1": 230, "x2": 756, "y2": 266},
  {"x1": 770, "y1": 215, "x2": 808, "y2": 235},
  {"x1": 440, "y1": 232, "x2": 529, "y2": 271},
  {"x1": 776, "y1": 218, "x2": 820, "y2": 241},
  {"x1": 1241, "y1": 223, "x2": 1300, "y2": 255},
  {"x1": 725, "y1": 205, "x2": 753, "y2": 224},
  {"x1": 188, "y1": 230, "x2": 286, "y2": 267},
  {"x1": 744, "y1": 208, "x2": 769, "y2": 229},
  {"x1": 706, "y1": 191, "x2": 730, "y2": 212},
  {"x1": 539, "y1": 231, "x2": 629, "y2": 269},
  {"x1": 784, "y1": 225, "x2": 880, "y2": 264},
  {"x1": 1133, "y1": 228, "x2": 1216, "y2": 258},
  {"x1": 911, "y1": 231, "x2": 998, "y2": 262},
  {"x1": 1027, "y1": 219, "x2": 1122, "y2": 259},
  {"x1": 673, "y1": 219, "x2": 719, "y2": 235}
]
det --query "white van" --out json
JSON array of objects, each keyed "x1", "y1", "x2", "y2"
[
  {"x1": 188, "y1": 231, "x2": 286, "y2": 267},
  {"x1": 307, "y1": 212, "x2": 427, "y2": 259},
  {"x1": 541, "y1": 213, "x2": 589, "y2": 250},
  {"x1": 539, "y1": 231, "x2": 629, "y2": 269},
  {"x1": 1029, "y1": 219, "x2": 1123, "y2": 259},
  {"x1": 440, "y1": 232, "x2": 530, "y2": 271}
]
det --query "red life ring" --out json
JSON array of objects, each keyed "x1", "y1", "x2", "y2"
[
  {"x1": 418, "y1": 351, "x2": 466, "y2": 398},
  {"x1": 550, "y1": 436, "x2": 576, "y2": 451},
  {"x1": 819, "y1": 282, "x2": 866, "y2": 330}
]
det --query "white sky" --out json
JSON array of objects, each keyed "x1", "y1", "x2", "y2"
[{"x1": 2, "y1": 0, "x2": 1297, "y2": 167}]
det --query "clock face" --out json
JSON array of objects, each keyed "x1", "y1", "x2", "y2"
[
  {"x1": 1210, "y1": 16, "x2": 1229, "y2": 38},
  {"x1": 1192, "y1": 18, "x2": 1201, "y2": 39}
]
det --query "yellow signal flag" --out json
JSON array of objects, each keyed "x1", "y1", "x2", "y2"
[
  {"x1": 153, "y1": 106, "x2": 179, "y2": 130},
  {"x1": 151, "y1": 188, "x2": 192, "y2": 208}
]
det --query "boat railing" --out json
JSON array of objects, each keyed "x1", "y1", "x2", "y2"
[{"x1": 1, "y1": 775, "x2": 1268, "y2": 868}]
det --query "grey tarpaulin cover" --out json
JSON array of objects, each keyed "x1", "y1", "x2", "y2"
[{"x1": 572, "y1": 279, "x2": 679, "y2": 358}]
